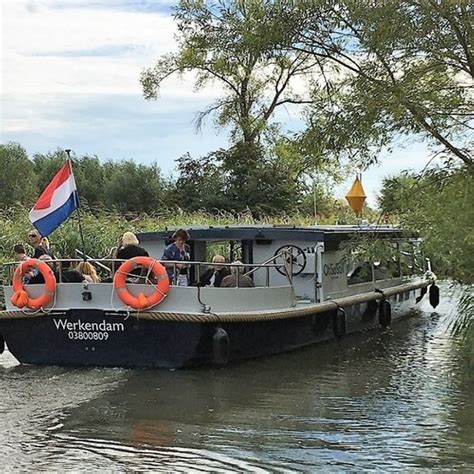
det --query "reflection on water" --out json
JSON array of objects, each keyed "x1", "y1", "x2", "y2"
[{"x1": 0, "y1": 283, "x2": 472, "y2": 471}]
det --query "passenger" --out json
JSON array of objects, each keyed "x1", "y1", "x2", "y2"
[
  {"x1": 27, "y1": 229, "x2": 50, "y2": 258},
  {"x1": 115, "y1": 232, "x2": 149, "y2": 260},
  {"x1": 76, "y1": 261, "x2": 100, "y2": 283},
  {"x1": 41, "y1": 237, "x2": 50, "y2": 251},
  {"x1": 161, "y1": 229, "x2": 190, "y2": 286},
  {"x1": 113, "y1": 232, "x2": 149, "y2": 277},
  {"x1": 14, "y1": 244, "x2": 29, "y2": 262},
  {"x1": 221, "y1": 261, "x2": 255, "y2": 288},
  {"x1": 14, "y1": 244, "x2": 31, "y2": 283},
  {"x1": 28, "y1": 255, "x2": 85, "y2": 284},
  {"x1": 197, "y1": 255, "x2": 230, "y2": 287},
  {"x1": 61, "y1": 259, "x2": 87, "y2": 283}
]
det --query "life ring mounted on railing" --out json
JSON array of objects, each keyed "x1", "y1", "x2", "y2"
[
  {"x1": 11, "y1": 259, "x2": 56, "y2": 309},
  {"x1": 114, "y1": 257, "x2": 170, "y2": 310}
]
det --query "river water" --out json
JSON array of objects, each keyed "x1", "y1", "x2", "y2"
[{"x1": 0, "y1": 283, "x2": 472, "y2": 471}]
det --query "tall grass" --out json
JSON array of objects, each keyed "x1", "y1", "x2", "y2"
[{"x1": 0, "y1": 207, "x2": 365, "y2": 264}]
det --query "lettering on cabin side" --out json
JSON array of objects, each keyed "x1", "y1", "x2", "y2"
[
  {"x1": 323, "y1": 259, "x2": 346, "y2": 279},
  {"x1": 53, "y1": 318, "x2": 124, "y2": 341}
]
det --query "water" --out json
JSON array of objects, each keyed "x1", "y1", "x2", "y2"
[{"x1": 0, "y1": 283, "x2": 472, "y2": 471}]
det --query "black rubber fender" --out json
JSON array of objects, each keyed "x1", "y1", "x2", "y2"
[
  {"x1": 212, "y1": 326, "x2": 229, "y2": 367},
  {"x1": 378, "y1": 300, "x2": 392, "y2": 328},
  {"x1": 416, "y1": 286, "x2": 428, "y2": 304},
  {"x1": 332, "y1": 308, "x2": 346, "y2": 338},
  {"x1": 0, "y1": 334, "x2": 4, "y2": 355},
  {"x1": 429, "y1": 284, "x2": 440, "y2": 309},
  {"x1": 362, "y1": 300, "x2": 378, "y2": 321}
]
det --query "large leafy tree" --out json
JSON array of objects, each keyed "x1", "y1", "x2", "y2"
[
  {"x1": 378, "y1": 173, "x2": 419, "y2": 215},
  {"x1": 378, "y1": 166, "x2": 473, "y2": 283},
  {"x1": 171, "y1": 152, "x2": 232, "y2": 212},
  {"x1": 293, "y1": 0, "x2": 473, "y2": 168},
  {"x1": 103, "y1": 160, "x2": 168, "y2": 214},
  {"x1": 140, "y1": 0, "x2": 331, "y2": 211}
]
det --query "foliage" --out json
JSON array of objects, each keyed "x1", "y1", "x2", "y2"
[
  {"x1": 140, "y1": 0, "x2": 342, "y2": 212},
  {"x1": 0, "y1": 143, "x2": 37, "y2": 208},
  {"x1": 378, "y1": 173, "x2": 419, "y2": 215},
  {"x1": 0, "y1": 147, "x2": 172, "y2": 215},
  {"x1": 0, "y1": 206, "x2": 372, "y2": 266},
  {"x1": 171, "y1": 152, "x2": 233, "y2": 212},
  {"x1": 102, "y1": 160, "x2": 168, "y2": 214},
  {"x1": 141, "y1": 0, "x2": 312, "y2": 144},
  {"x1": 294, "y1": 0, "x2": 473, "y2": 167},
  {"x1": 378, "y1": 166, "x2": 474, "y2": 283}
]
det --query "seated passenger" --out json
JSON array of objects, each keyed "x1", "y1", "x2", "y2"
[
  {"x1": 28, "y1": 255, "x2": 86, "y2": 284},
  {"x1": 14, "y1": 244, "x2": 29, "y2": 262},
  {"x1": 197, "y1": 255, "x2": 230, "y2": 287},
  {"x1": 221, "y1": 261, "x2": 255, "y2": 288},
  {"x1": 76, "y1": 261, "x2": 100, "y2": 283}
]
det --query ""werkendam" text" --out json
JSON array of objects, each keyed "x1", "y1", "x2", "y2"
[{"x1": 53, "y1": 319, "x2": 125, "y2": 332}]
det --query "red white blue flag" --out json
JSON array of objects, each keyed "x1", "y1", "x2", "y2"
[{"x1": 29, "y1": 160, "x2": 79, "y2": 237}]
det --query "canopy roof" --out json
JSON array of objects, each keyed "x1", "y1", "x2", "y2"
[{"x1": 137, "y1": 225, "x2": 410, "y2": 250}]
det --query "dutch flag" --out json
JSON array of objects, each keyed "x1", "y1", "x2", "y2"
[{"x1": 29, "y1": 160, "x2": 79, "y2": 237}]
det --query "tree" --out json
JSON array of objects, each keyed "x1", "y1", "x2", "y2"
[
  {"x1": 293, "y1": 0, "x2": 473, "y2": 168},
  {"x1": 140, "y1": 0, "x2": 331, "y2": 211},
  {"x1": 378, "y1": 173, "x2": 419, "y2": 214},
  {"x1": 71, "y1": 155, "x2": 106, "y2": 209},
  {"x1": 172, "y1": 152, "x2": 232, "y2": 212},
  {"x1": 0, "y1": 142, "x2": 37, "y2": 208},
  {"x1": 103, "y1": 160, "x2": 168, "y2": 214},
  {"x1": 378, "y1": 166, "x2": 474, "y2": 283},
  {"x1": 32, "y1": 150, "x2": 68, "y2": 197}
]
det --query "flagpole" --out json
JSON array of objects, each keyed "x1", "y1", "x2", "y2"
[{"x1": 65, "y1": 149, "x2": 87, "y2": 261}]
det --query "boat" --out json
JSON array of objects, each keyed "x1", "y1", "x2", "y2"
[{"x1": 0, "y1": 224, "x2": 438, "y2": 368}]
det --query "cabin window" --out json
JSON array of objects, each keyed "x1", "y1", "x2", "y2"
[
  {"x1": 347, "y1": 262, "x2": 373, "y2": 285},
  {"x1": 374, "y1": 243, "x2": 401, "y2": 280},
  {"x1": 374, "y1": 259, "x2": 400, "y2": 280}
]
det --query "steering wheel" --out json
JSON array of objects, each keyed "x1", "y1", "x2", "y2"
[{"x1": 274, "y1": 245, "x2": 307, "y2": 276}]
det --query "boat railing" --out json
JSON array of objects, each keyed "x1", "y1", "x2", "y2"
[{"x1": 1, "y1": 254, "x2": 294, "y2": 289}]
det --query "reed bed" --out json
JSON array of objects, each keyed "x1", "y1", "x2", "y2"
[{"x1": 0, "y1": 207, "x2": 355, "y2": 264}]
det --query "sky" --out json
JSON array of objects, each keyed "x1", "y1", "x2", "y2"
[{"x1": 1, "y1": 0, "x2": 435, "y2": 208}]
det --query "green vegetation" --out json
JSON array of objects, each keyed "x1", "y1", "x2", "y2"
[
  {"x1": 379, "y1": 166, "x2": 474, "y2": 283},
  {"x1": 1, "y1": 0, "x2": 472, "y2": 287}
]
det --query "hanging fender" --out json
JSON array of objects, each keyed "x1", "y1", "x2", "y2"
[
  {"x1": 429, "y1": 284, "x2": 440, "y2": 309},
  {"x1": 416, "y1": 285, "x2": 428, "y2": 304},
  {"x1": 375, "y1": 288, "x2": 391, "y2": 328},
  {"x1": 332, "y1": 307, "x2": 346, "y2": 338},
  {"x1": 378, "y1": 300, "x2": 392, "y2": 328},
  {"x1": 212, "y1": 326, "x2": 230, "y2": 367}
]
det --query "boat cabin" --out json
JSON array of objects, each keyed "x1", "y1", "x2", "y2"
[{"x1": 137, "y1": 224, "x2": 424, "y2": 303}]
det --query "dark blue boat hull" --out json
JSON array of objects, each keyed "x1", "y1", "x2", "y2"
[{"x1": 0, "y1": 292, "x2": 416, "y2": 368}]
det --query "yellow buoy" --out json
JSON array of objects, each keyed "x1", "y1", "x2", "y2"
[{"x1": 345, "y1": 175, "x2": 366, "y2": 216}]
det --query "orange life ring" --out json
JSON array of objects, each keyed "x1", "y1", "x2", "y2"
[
  {"x1": 114, "y1": 257, "x2": 170, "y2": 309},
  {"x1": 11, "y1": 259, "x2": 57, "y2": 309}
]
